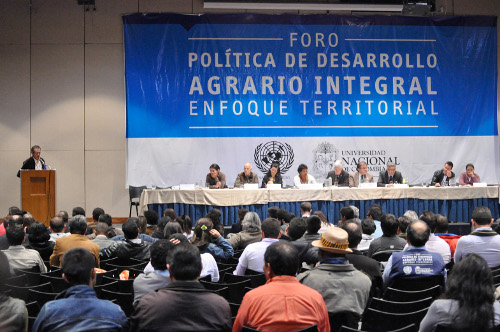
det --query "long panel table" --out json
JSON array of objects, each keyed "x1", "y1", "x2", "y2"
[{"x1": 140, "y1": 186, "x2": 500, "y2": 227}]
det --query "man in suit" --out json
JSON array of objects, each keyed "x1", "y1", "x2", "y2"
[
  {"x1": 377, "y1": 162, "x2": 404, "y2": 187},
  {"x1": 17, "y1": 145, "x2": 47, "y2": 177},
  {"x1": 349, "y1": 161, "x2": 374, "y2": 187},
  {"x1": 431, "y1": 161, "x2": 455, "y2": 187},
  {"x1": 327, "y1": 160, "x2": 350, "y2": 187}
]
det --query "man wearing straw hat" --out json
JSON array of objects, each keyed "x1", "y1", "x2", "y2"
[{"x1": 298, "y1": 227, "x2": 371, "y2": 329}]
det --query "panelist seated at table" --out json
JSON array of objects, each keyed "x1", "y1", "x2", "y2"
[
  {"x1": 459, "y1": 163, "x2": 481, "y2": 186},
  {"x1": 431, "y1": 161, "x2": 456, "y2": 187},
  {"x1": 17, "y1": 145, "x2": 47, "y2": 177},
  {"x1": 293, "y1": 164, "x2": 317, "y2": 187},
  {"x1": 261, "y1": 162, "x2": 283, "y2": 188},
  {"x1": 234, "y1": 163, "x2": 259, "y2": 188},
  {"x1": 205, "y1": 163, "x2": 227, "y2": 189},
  {"x1": 326, "y1": 160, "x2": 349, "y2": 187},
  {"x1": 349, "y1": 161, "x2": 374, "y2": 187},
  {"x1": 377, "y1": 162, "x2": 403, "y2": 187}
]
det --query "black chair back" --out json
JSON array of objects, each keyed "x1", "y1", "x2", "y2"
[
  {"x1": 368, "y1": 297, "x2": 433, "y2": 313},
  {"x1": 371, "y1": 250, "x2": 401, "y2": 262},
  {"x1": 94, "y1": 281, "x2": 119, "y2": 298},
  {"x1": 39, "y1": 274, "x2": 70, "y2": 293},
  {"x1": 101, "y1": 276, "x2": 134, "y2": 294},
  {"x1": 6, "y1": 282, "x2": 53, "y2": 301},
  {"x1": 96, "y1": 269, "x2": 119, "y2": 285},
  {"x1": 27, "y1": 289, "x2": 60, "y2": 307},
  {"x1": 101, "y1": 289, "x2": 135, "y2": 316},
  {"x1": 227, "y1": 279, "x2": 252, "y2": 304},
  {"x1": 25, "y1": 301, "x2": 41, "y2": 317},
  {"x1": 361, "y1": 307, "x2": 428, "y2": 331},
  {"x1": 329, "y1": 312, "x2": 359, "y2": 332},
  {"x1": 14, "y1": 269, "x2": 40, "y2": 286},
  {"x1": 6, "y1": 274, "x2": 29, "y2": 287},
  {"x1": 383, "y1": 284, "x2": 441, "y2": 302},
  {"x1": 389, "y1": 275, "x2": 444, "y2": 291}
]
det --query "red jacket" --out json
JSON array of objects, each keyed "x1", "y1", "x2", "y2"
[{"x1": 436, "y1": 234, "x2": 461, "y2": 258}]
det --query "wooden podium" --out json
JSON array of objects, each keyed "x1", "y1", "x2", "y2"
[{"x1": 21, "y1": 170, "x2": 55, "y2": 226}]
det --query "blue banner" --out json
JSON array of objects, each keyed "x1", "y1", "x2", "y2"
[{"x1": 123, "y1": 14, "x2": 497, "y2": 138}]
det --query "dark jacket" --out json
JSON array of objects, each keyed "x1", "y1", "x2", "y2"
[
  {"x1": 326, "y1": 169, "x2": 350, "y2": 187},
  {"x1": 128, "y1": 281, "x2": 232, "y2": 331},
  {"x1": 102, "y1": 239, "x2": 151, "y2": 260},
  {"x1": 377, "y1": 170, "x2": 404, "y2": 187},
  {"x1": 431, "y1": 169, "x2": 456, "y2": 186},
  {"x1": 261, "y1": 173, "x2": 283, "y2": 188},
  {"x1": 17, "y1": 157, "x2": 46, "y2": 177},
  {"x1": 281, "y1": 239, "x2": 318, "y2": 265},
  {"x1": 25, "y1": 241, "x2": 54, "y2": 261}
]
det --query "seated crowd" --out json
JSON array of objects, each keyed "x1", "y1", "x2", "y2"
[{"x1": 1, "y1": 203, "x2": 500, "y2": 332}]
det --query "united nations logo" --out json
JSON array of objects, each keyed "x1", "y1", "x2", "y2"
[
  {"x1": 312, "y1": 142, "x2": 339, "y2": 178},
  {"x1": 254, "y1": 141, "x2": 294, "y2": 174},
  {"x1": 403, "y1": 266, "x2": 412, "y2": 275}
]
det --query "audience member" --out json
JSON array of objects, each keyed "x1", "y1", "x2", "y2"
[
  {"x1": 283, "y1": 217, "x2": 318, "y2": 265},
  {"x1": 418, "y1": 210, "x2": 451, "y2": 263},
  {"x1": 176, "y1": 215, "x2": 193, "y2": 240},
  {"x1": 102, "y1": 219, "x2": 152, "y2": 260},
  {"x1": 33, "y1": 248, "x2": 126, "y2": 331},
  {"x1": 383, "y1": 220, "x2": 446, "y2": 288},
  {"x1": 434, "y1": 214, "x2": 460, "y2": 258},
  {"x1": 57, "y1": 210, "x2": 70, "y2": 233},
  {"x1": 25, "y1": 221, "x2": 54, "y2": 261},
  {"x1": 0, "y1": 251, "x2": 27, "y2": 332},
  {"x1": 298, "y1": 215, "x2": 322, "y2": 244},
  {"x1": 87, "y1": 207, "x2": 104, "y2": 234},
  {"x1": 420, "y1": 254, "x2": 500, "y2": 332},
  {"x1": 0, "y1": 215, "x2": 23, "y2": 250},
  {"x1": 397, "y1": 216, "x2": 413, "y2": 239},
  {"x1": 234, "y1": 242, "x2": 330, "y2": 332},
  {"x1": 358, "y1": 218, "x2": 376, "y2": 251},
  {"x1": 133, "y1": 239, "x2": 172, "y2": 305},
  {"x1": 339, "y1": 205, "x2": 355, "y2": 225},
  {"x1": 229, "y1": 208, "x2": 249, "y2": 235},
  {"x1": 205, "y1": 208, "x2": 225, "y2": 237},
  {"x1": 455, "y1": 206, "x2": 500, "y2": 267},
  {"x1": 112, "y1": 217, "x2": 157, "y2": 244},
  {"x1": 227, "y1": 212, "x2": 262, "y2": 250},
  {"x1": 267, "y1": 206, "x2": 279, "y2": 219},
  {"x1": 129, "y1": 243, "x2": 232, "y2": 331},
  {"x1": 0, "y1": 206, "x2": 20, "y2": 237},
  {"x1": 314, "y1": 210, "x2": 332, "y2": 234},
  {"x1": 298, "y1": 227, "x2": 371, "y2": 331},
  {"x1": 366, "y1": 204, "x2": 383, "y2": 238},
  {"x1": 98, "y1": 213, "x2": 123, "y2": 238},
  {"x1": 72, "y1": 206, "x2": 85, "y2": 217},
  {"x1": 163, "y1": 208, "x2": 177, "y2": 221},
  {"x1": 367, "y1": 213, "x2": 406, "y2": 258},
  {"x1": 91, "y1": 222, "x2": 115, "y2": 250},
  {"x1": 48, "y1": 216, "x2": 68, "y2": 242},
  {"x1": 191, "y1": 218, "x2": 234, "y2": 261},
  {"x1": 234, "y1": 218, "x2": 281, "y2": 275},
  {"x1": 164, "y1": 221, "x2": 183, "y2": 239},
  {"x1": 3, "y1": 223, "x2": 47, "y2": 273},
  {"x1": 152, "y1": 216, "x2": 170, "y2": 239},
  {"x1": 144, "y1": 209, "x2": 159, "y2": 226},
  {"x1": 300, "y1": 202, "x2": 312, "y2": 217},
  {"x1": 403, "y1": 210, "x2": 419, "y2": 221}
]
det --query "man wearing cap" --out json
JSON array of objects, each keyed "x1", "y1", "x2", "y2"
[{"x1": 297, "y1": 227, "x2": 372, "y2": 331}]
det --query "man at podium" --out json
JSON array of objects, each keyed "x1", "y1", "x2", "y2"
[{"x1": 17, "y1": 145, "x2": 47, "y2": 177}]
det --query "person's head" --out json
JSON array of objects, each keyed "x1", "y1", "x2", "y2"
[
  {"x1": 419, "y1": 210, "x2": 436, "y2": 232},
  {"x1": 69, "y1": 215, "x2": 88, "y2": 235},
  {"x1": 157, "y1": 216, "x2": 171, "y2": 233},
  {"x1": 297, "y1": 164, "x2": 308, "y2": 178},
  {"x1": 209, "y1": 163, "x2": 220, "y2": 179},
  {"x1": 58, "y1": 210, "x2": 69, "y2": 223},
  {"x1": 361, "y1": 218, "x2": 376, "y2": 235},
  {"x1": 98, "y1": 213, "x2": 112, "y2": 227},
  {"x1": 150, "y1": 240, "x2": 172, "y2": 271},
  {"x1": 386, "y1": 162, "x2": 396, "y2": 176},
  {"x1": 92, "y1": 207, "x2": 104, "y2": 222},
  {"x1": 357, "y1": 161, "x2": 368, "y2": 175},
  {"x1": 28, "y1": 222, "x2": 50, "y2": 244},
  {"x1": 122, "y1": 219, "x2": 139, "y2": 240},
  {"x1": 6, "y1": 225, "x2": 25, "y2": 246},
  {"x1": 72, "y1": 207, "x2": 85, "y2": 217},
  {"x1": 367, "y1": 205, "x2": 383, "y2": 221},
  {"x1": 472, "y1": 206, "x2": 493, "y2": 228},
  {"x1": 465, "y1": 163, "x2": 475, "y2": 177},
  {"x1": 264, "y1": 242, "x2": 300, "y2": 279},
  {"x1": 287, "y1": 217, "x2": 307, "y2": 241},
  {"x1": 340, "y1": 220, "x2": 363, "y2": 249},
  {"x1": 268, "y1": 206, "x2": 279, "y2": 219},
  {"x1": 8, "y1": 206, "x2": 20, "y2": 217},
  {"x1": 144, "y1": 210, "x2": 159, "y2": 226},
  {"x1": 340, "y1": 205, "x2": 355, "y2": 222},
  {"x1": 333, "y1": 160, "x2": 343, "y2": 175},
  {"x1": 31, "y1": 145, "x2": 41, "y2": 161},
  {"x1": 432, "y1": 214, "x2": 448, "y2": 234},
  {"x1": 306, "y1": 215, "x2": 322, "y2": 234},
  {"x1": 403, "y1": 210, "x2": 418, "y2": 221},
  {"x1": 276, "y1": 208, "x2": 288, "y2": 223},
  {"x1": 284, "y1": 212, "x2": 296, "y2": 224},
  {"x1": 407, "y1": 220, "x2": 430, "y2": 247},
  {"x1": 237, "y1": 208, "x2": 249, "y2": 222},
  {"x1": 300, "y1": 202, "x2": 312, "y2": 215},
  {"x1": 164, "y1": 221, "x2": 183, "y2": 239},
  {"x1": 398, "y1": 216, "x2": 412, "y2": 234},
  {"x1": 0, "y1": 252, "x2": 11, "y2": 293},
  {"x1": 94, "y1": 222, "x2": 109, "y2": 237},
  {"x1": 443, "y1": 161, "x2": 454, "y2": 172},
  {"x1": 167, "y1": 243, "x2": 202, "y2": 281},
  {"x1": 192, "y1": 218, "x2": 214, "y2": 245},
  {"x1": 243, "y1": 162, "x2": 252, "y2": 176},
  {"x1": 242, "y1": 212, "x2": 261, "y2": 233},
  {"x1": 261, "y1": 218, "x2": 281, "y2": 239},
  {"x1": 313, "y1": 227, "x2": 352, "y2": 259},
  {"x1": 313, "y1": 210, "x2": 329, "y2": 226},
  {"x1": 136, "y1": 216, "x2": 148, "y2": 234},
  {"x1": 177, "y1": 215, "x2": 193, "y2": 234},
  {"x1": 268, "y1": 162, "x2": 280, "y2": 178},
  {"x1": 62, "y1": 248, "x2": 96, "y2": 287},
  {"x1": 23, "y1": 213, "x2": 35, "y2": 231},
  {"x1": 445, "y1": 254, "x2": 495, "y2": 330},
  {"x1": 163, "y1": 208, "x2": 177, "y2": 221},
  {"x1": 49, "y1": 216, "x2": 65, "y2": 233},
  {"x1": 380, "y1": 213, "x2": 399, "y2": 237},
  {"x1": 205, "y1": 209, "x2": 222, "y2": 227},
  {"x1": 350, "y1": 205, "x2": 360, "y2": 219}
]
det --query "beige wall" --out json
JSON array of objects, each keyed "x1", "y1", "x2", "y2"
[{"x1": 0, "y1": 0, "x2": 499, "y2": 218}]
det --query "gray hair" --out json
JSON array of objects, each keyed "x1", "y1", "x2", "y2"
[
  {"x1": 242, "y1": 212, "x2": 261, "y2": 233},
  {"x1": 350, "y1": 205, "x2": 360, "y2": 219},
  {"x1": 403, "y1": 210, "x2": 418, "y2": 221},
  {"x1": 387, "y1": 162, "x2": 396, "y2": 168},
  {"x1": 68, "y1": 215, "x2": 88, "y2": 235},
  {"x1": 334, "y1": 160, "x2": 343, "y2": 168}
]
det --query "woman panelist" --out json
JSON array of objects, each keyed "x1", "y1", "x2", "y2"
[
  {"x1": 206, "y1": 163, "x2": 226, "y2": 189},
  {"x1": 293, "y1": 164, "x2": 317, "y2": 187},
  {"x1": 459, "y1": 163, "x2": 481, "y2": 186},
  {"x1": 261, "y1": 162, "x2": 283, "y2": 188}
]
